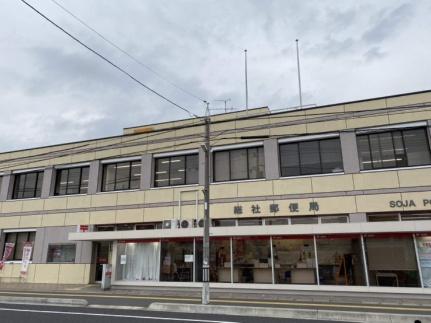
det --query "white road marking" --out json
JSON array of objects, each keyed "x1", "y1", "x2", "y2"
[{"x1": 0, "y1": 307, "x2": 239, "y2": 323}]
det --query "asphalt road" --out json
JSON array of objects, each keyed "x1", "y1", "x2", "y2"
[
  {"x1": 0, "y1": 303, "x2": 350, "y2": 323},
  {"x1": 0, "y1": 289, "x2": 429, "y2": 316}
]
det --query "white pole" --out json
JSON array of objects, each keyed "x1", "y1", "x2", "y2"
[
  {"x1": 296, "y1": 39, "x2": 303, "y2": 108},
  {"x1": 313, "y1": 236, "x2": 320, "y2": 285},
  {"x1": 360, "y1": 235, "x2": 370, "y2": 286},
  {"x1": 244, "y1": 49, "x2": 249, "y2": 111},
  {"x1": 413, "y1": 234, "x2": 424, "y2": 288}
]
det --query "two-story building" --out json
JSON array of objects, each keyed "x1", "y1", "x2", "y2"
[{"x1": 0, "y1": 89, "x2": 431, "y2": 294}]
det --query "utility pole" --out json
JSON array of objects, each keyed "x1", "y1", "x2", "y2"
[{"x1": 202, "y1": 101, "x2": 211, "y2": 305}]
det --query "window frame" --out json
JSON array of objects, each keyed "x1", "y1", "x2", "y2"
[
  {"x1": 212, "y1": 146, "x2": 265, "y2": 182},
  {"x1": 154, "y1": 153, "x2": 199, "y2": 188},
  {"x1": 279, "y1": 137, "x2": 344, "y2": 177},
  {"x1": 11, "y1": 171, "x2": 44, "y2": 199},
  {"x1": 54, "y1": 166, "x2": 89, "y2": 196},
  {"x1": 101, "y1": 160, "x2": 141, "y2": 192},
  {"x1": 3, "y1": 231, "x2": 36, "y2": 261},
  {"x1": 357, "y1": 127, "x2": 431, "y2": 171},
  {"x1": 46, "y1": 243, "x2": 76, "y2": 263}
]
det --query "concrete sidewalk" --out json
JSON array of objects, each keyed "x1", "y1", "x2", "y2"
[
  {"x1": 0, "y1": 282, "x2": 430, "y2": 310},
  {"x1": 0, "y1": 283, "x2": 430, "y2": 304},
  {"x1": 0, "y1": 284, "x2": 430, "y2": 322},
  {"x1": 149, "y1": 302, "x2": 431, "y2": 323}
]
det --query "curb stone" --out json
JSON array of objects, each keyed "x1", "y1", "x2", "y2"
[
  {"x1": 148, "y1": 302, "x2": 431, "y2": 323},
  {"x1": 0, "y1": 296, "x2": 88, "y2": 307}
]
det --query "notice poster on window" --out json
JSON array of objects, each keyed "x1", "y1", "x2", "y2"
[
  {"x1": 184, "y1": 254, "x2": 194, "y2": 263},
  {"x1": 417, "y1": 237, "x2": 431, "y2": 288},
  {"x1": 0, "y1": 242, "x2": 15, "y2": 270},
  {"x1": 20, "y1": 242, "x2": 33, "y2": 277}
]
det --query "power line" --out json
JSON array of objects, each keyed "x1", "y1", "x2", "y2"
[
  {"x1": 49, "y1": 0, "x2": 206, "y2": 103},
  {"x1": 1, "y1": 101, "x2": 431, "y2": 170},
  {"x1": 19, "y1": 0, "x2": 199, "y2": 118}
]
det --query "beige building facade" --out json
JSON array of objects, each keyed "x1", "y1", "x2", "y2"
[{"x1": 1, "y1": 90, "x2": 431, "y2": 293}]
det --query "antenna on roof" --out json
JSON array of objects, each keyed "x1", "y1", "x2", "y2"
[
  {"x1": 215, "y1": 98, "x2": 232, "y2": 113},
  {"x1": 295, "y1": 39, "x2": 303, "y2": 108}
]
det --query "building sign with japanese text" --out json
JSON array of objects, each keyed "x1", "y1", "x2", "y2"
[{"x1": 233, "y1": 202, "x2": 320, "y2": 215}]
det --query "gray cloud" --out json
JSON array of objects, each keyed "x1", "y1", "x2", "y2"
[
  {"x1": 362, "y1": 3, "x2": 414, "y2": 43},
  {"x1": 0, "y1": 0, "x2": 429, "y2": 152},
  {"x1": 363, "y1": 46, "x2": 386, "y2": 62}
]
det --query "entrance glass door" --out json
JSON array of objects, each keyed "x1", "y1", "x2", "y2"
[{"x1": 95, "y1": 241, "x2": 111, "y2": 282}]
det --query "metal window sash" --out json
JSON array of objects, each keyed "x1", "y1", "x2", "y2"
[
  {"x1": 313, "y1": 235, "x2": 320, "y2": 285},
  {"x1": 278, "y1": 133, "x2": 339, "y2": 144},
  {"x1": 153, "y1": 149, "x2": 198, "y2": 158},
  {"x1": 355, "y1": 121, "x2": 427, "y2": 134},
  {"x1": 360, "y1": 235, "x2": 370, "y2": 286},
  {"x1": 413, "y1": 234, "x2": 424, "y2": 288}
]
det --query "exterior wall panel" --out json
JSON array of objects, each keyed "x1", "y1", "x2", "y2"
[{"x1": 1, "y1": 91, "x2": 431, "y2": 287}]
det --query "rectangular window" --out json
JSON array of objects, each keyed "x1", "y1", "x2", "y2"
[
  {"x1": 279, "y1": 138, "x2": 343, "y2": 177},
  {"x1": 3, "y1": 231, "x2": 36, "y2": 261},
  {"x1": 357, "y1": 128, "x2": 431, "y2": 170},
  {"x1": 12, "y1": 171, "x2": 44, "y2": 199},
  {"x1": 273, "y1": 236, "x2": 316, "y2": 284},
  {"x1": 364, "y1": 235, "x2": 420, "y2": 287},
  {"x1": 154, "y1": 154, "x2": 198, "y2": 187},
  {"x1": 160, "y1": 240, "x2": 194, "y2": 282},
  {"x1": 316, "y1": 235, "x2": 366, "y2": 286},
  {"x1": 116, "y1": 241, "x2": 161, "y2": 281},
  {"x1": 47, "y1": 244, "x2": 76, "y2": 263},
  {"x1": 54, "y1": 166, "x2": 89, "y2": 196},
  {"x1": 232, "y1": 237, "x2": 272, "y2": 284},
  {"x1": 212, "y1": 219, "x2": 236, "y2": 227},
  {"x1": 102, "y1": 160, "x2": 141, "y2": 192},
  {"x1": 213, "y1": 147, "x2": 265, "y2": 182}
]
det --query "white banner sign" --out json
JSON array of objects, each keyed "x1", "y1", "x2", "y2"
[
  {"x1": 20, "y1": 242, "x2": 33, "y2": 277},
  {"x1": 0, "y1": 242, "x2": 15, "y2": 270}
]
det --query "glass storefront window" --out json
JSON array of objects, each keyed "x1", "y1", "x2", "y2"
[
  {"x1": 316, "y1": 235, "x2": 365, "y2": 286},
  {"x1": 364, "y1": 235, "x2": 420, "y2": 287},
  {"x1": 116, "y1": 241, "x2": 160, "y2": 281},
  {"x1": 210, "y1": 238, "x2": 231, "y2": 283},
  {"x1": 272, "y1": 236, "x2": 316, "y2": 284},
  {"x1": 233, "y1": 237, "x2": 272, "y2": 284},
  {"x1": 416, "y1": 235, "x2": 431, "y2": 288},
  {"x1": 160, "y1": 239, "x2": 194, "y2": 282}
]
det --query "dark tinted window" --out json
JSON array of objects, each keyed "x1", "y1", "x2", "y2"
[
  {"x1": 213, "y1": 147, "x2": 265, "y2": 182},
  {"x1": 357, "y1": 128, "x2": 431, "y2": 170},
  {"x1": 12, "y1": 171, "x2": 44, "y2": 199},
  {"x1": 47, "y1": 244, "x2": 76, "y2": 263},
  {"x1": 212, "y1": 219, "x2": 236, "y2": 227},
  {"x1": 154, "y1": 154, "x2": 198, "y2": 187},
  {"x1": 4, "y1": 231, "x2": 35, "y2": 261},
  {"x1": 54, "y1": 166, "x2": 89, "y2": 196},
  {"x1": 102, "y1": 160, "x2": 141, "y2": 192},
  {"x1": 280, "y1": 138, "x2": 343, "y2": 176}
]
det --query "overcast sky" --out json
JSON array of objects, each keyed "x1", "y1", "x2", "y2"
[{"x1": 1, "y1": 0, "x2": 430, "y2": 152}]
